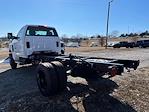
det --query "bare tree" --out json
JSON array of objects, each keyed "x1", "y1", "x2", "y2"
[
  {"x1": 61, "y1": 34, "x2": 68, "y2": 38},
  {"x1": 131, "y1": 37, "x2": 138, "y2": 42},
  {"x1": 86, "y1": 40, "x2": 90, "y2": 47},
  {"x1": 100, "y1": 37, "x2": 105, "y2": 47},
  {"x1": 110, "y1": 30, "x2": 119, "y2": 37}
]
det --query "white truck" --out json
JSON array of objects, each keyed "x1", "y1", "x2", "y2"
[
  {"x1": 8, "y1": 25, "x2": 65, "y2": 69},
  {"x1": 7, "y1": 25, "x2": 140, "y2": 97}
]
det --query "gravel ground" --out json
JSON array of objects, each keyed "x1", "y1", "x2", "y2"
[{"x1": 0, "y1": 48, "x2": 149, "y2": 112}]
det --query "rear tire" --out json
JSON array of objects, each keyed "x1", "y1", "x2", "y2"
[
  {"x1": 32, "y1": 60, "x2": 40, "y2": 66},
  {"x1": 37, "y1": 63, "x2": 58, "y2": 96},
  {"x1": 36, "y1": 62, "x2": 67, "y2": 97},
  {"x1": 51, "y1": 61, "x2": 67, "y2": 91}
]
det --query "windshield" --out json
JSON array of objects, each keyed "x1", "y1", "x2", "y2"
[{"x1": 26, "y1": 26, "x2": 58, "y2": 36}]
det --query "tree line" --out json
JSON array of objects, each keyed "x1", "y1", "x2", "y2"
[{"x1": 120, "y1": 30, "x2": 149, "y2": 37}]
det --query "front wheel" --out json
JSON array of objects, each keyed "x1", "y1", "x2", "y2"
[
  {"x1": 9, "y1": 56, "x2": 17, "y2": 69},
  {"x1": 32, "y1": 60, "x2": 40, "y2": 66},
  {"x1": 61, "y1": 50, "x2": 65, "y2": 54},
  {"x1": 139, "y1": 45, "x2": 143, "y2": 48}
]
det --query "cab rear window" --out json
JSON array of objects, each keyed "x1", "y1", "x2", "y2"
[{"x1": 26, "y1": 26, "x2": 58, "y2": 36}]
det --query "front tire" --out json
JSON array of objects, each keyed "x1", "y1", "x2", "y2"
[
  {"x1": 9, "y1": 55, "x2": 17, "y2": 69},
  {"x1": 61, "y1": 50, "x2": 65, "y2": 54},
  {"x1": 139, "y1": 45, "x2": 143, "y2": 48}
]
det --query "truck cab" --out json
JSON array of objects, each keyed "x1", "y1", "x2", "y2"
[{"x1": 8, "y1": 25, "x2": 64, "y2": 68}]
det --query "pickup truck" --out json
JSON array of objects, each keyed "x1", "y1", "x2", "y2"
[
  {"x1": 7, "y1": 25, "x2": 140, "y2": 97},
  {"x1": 8, "y1": 25, "x2": 64, "y2": 69}
]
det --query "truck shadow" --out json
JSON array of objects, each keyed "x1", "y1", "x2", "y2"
[
  {"x1": 64, "y1": 77, "x2": 137, "y2": 112},
  {"x1": 0, "y1": 66, "x2": 137, "y2": 112}
]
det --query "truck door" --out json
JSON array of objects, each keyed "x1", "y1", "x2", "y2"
[{"x1": 11, "y1": 27, "x2": 24, "y2": 61}]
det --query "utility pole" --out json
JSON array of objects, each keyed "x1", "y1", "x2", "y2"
[
  {"x1": 105, "y1": 0, "x2": 114, "y2": 49},
  {"x1": 128, "y1": 26, "x2": 130, "y2": 34}
]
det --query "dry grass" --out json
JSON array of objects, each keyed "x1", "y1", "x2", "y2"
[
  {"x1": 0, "y1": 64, "x2": 10, "y2": 69},
  {"x1": 0, "y1": 51, "x2": 9, "y2": 59},
  {"x1": 65, "y1": 47, "x2": 108, "y2": 53},
  {"x1": 112, "y1": 67, "x2": 149, "y2": 111}
]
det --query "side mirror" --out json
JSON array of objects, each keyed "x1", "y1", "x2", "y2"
[
  {"x1": 7, "y1": 33, "x2": 13, "y2": 39},
  {"x1": 7, "y1": 33, "x2": 19, "y2": 40}
]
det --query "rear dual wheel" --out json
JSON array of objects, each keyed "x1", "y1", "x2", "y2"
[
  {"x1": 32, "y1": 60, "x2": 40, "y2": 65},
  {"x1": 36, "y1": 61, "x2": 67, "y2": 97},
  {"x1": 51, "y1": 61, "x2": 67, "y2": 91}
]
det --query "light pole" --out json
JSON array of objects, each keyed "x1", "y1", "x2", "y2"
[{"x1": 105, "y1": 0, "x2": 114, "y2": 49}]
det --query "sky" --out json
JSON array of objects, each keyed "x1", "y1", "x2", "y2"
[{"x1": 0, "y1": 0, "x2": 149, "y2": 37}]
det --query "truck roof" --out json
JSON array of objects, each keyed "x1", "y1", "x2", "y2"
[{"x1": 25, "y1": 25, "x2": 55, "y2": 29}]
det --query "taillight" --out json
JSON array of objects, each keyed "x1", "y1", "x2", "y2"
[{"x1": 110, "y1": 67, "x2": 117, "y2": 77}]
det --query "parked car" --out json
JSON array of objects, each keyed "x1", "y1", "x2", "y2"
[
  {"x1": 107, "y1": 42, "x2": 119, "y2": 47},
  {"x1": 127, "y1": 42, "x2": 136, "y2": 48},
  {"x1": 113, "y1": 41, "x2": 128, "y2": 48},
  {"x1": 66, "y1": 42, "x2": 79, "y2": 47},
  {"x1": 113, "y1": 41, "x2": 135, "y2": 48},
  {"x1": 89, "y1": 42, "x2": 98, "y2": 47},
  {"x1": 136, "y1": 40, "x2": 149, "y2": 48}
]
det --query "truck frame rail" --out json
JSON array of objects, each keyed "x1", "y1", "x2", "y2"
[{"x1": 36, "y1": 54, "x2": 140, "y2": 97}]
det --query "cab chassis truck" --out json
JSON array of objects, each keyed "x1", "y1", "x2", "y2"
[
  {"x1": 36, "y1": 54, "x2": 139, "y2": 96},
  {"x1": 8, "y1": 25, "x2": 140, "y2": 97}
]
